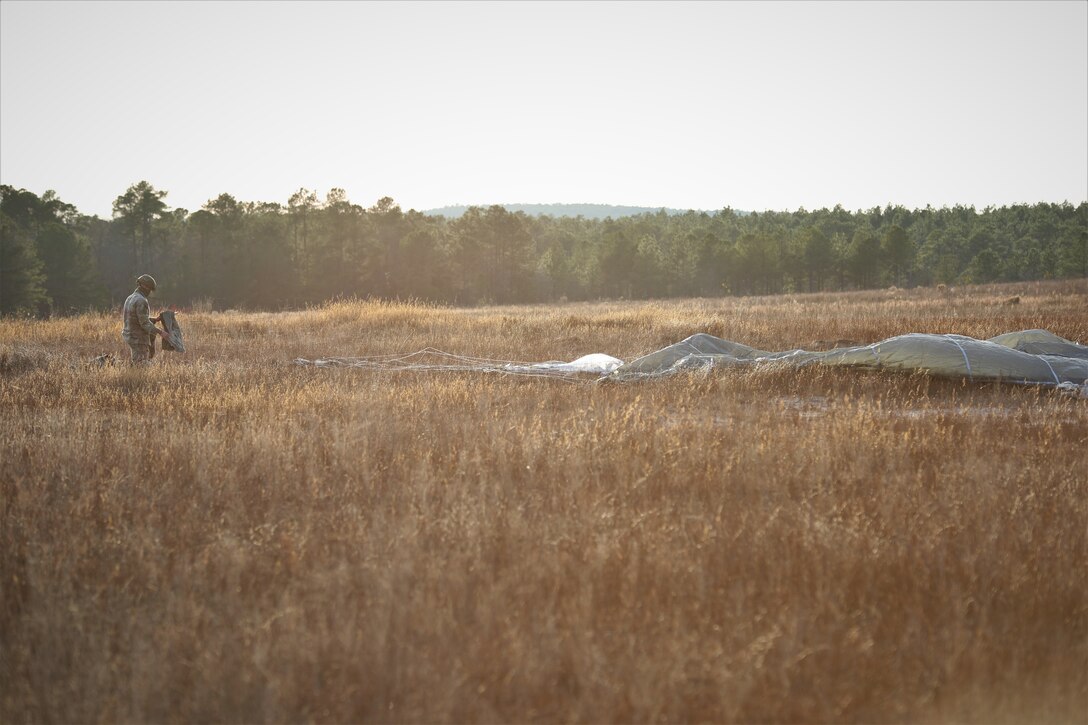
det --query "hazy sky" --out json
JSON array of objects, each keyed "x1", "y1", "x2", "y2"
[{"x1": 2, "y1": 1, "x2": 1086, "y2": 217}]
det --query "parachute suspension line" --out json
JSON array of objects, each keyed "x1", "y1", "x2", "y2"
[
  {"x1": 1039, "y1": 356, "x2": 1061, "y2": 385},
  {"x1": 293, "y1": 348, "x2": 601, "y2": 384},
  {"x1": 946, "y1": 336, "x2": 973, "y2": 381}
]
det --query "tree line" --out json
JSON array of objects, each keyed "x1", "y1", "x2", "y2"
[{"x1": 1, "y1": 181, "x2": 1085, "y2": 316}]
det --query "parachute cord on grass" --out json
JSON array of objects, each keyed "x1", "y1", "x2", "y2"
[{"x1": 294, "y1": 348, "x2": 605, "y2": 385}]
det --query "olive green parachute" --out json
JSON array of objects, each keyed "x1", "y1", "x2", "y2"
[{"x1": 608, "y1": 328, "x2": 1088, "y2": 387}]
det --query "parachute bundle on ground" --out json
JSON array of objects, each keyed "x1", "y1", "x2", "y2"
[
  {"x1": 296, "y1": 329, "x2": 1087, "y2": 389},
  {"x1": 159, "y1": 310, "x2": 185, "y2": 353}
]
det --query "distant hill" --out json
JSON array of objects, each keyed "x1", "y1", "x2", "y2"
[{"x1": 421, "y1": 203, "x2": 739, "y2": 219}]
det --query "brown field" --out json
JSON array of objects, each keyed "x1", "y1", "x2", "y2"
[{"x1": 2, "y1": 279, "x2": 1087, "y2": 723}]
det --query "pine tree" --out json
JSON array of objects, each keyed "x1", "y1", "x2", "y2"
[{"x1": 0, "y1": 211, "x2": 49, "y2": 315}]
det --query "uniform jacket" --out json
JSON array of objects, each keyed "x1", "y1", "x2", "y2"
[{"x1": 122, "y1": 289, "x2": 157, "y2": 341}]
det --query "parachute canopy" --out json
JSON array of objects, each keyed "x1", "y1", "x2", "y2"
[
  {"x1": 608, "y1": 328, "x2": 1088, "y2": 386},
  {"x1": 297, "y1": 329, "x2": 1086, "y2": 389}
]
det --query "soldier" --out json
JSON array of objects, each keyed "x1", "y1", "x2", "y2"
[{"x1": 122, "y1": 274, "x2": 170, "y2": 364}]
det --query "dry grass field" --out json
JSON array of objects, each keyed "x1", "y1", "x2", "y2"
[{"x1": 2, "y1": 279, "x2": 1087, "y2": 723}]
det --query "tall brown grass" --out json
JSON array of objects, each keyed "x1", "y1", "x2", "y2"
[{"x1": 2, "y1": 279, "x2": 1086, "y2": 723}]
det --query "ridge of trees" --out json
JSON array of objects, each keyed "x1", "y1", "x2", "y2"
[
  {"x1": 1, "y1": 182, "x2": 1085, "y2": 315},
  {"x1": 422, "y1": 203, "x2": 719, "y2": 220}
]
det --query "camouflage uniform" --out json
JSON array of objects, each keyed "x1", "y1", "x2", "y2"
[{"x1": 122, "y1": 288, "x2": 157, "y2": 363}]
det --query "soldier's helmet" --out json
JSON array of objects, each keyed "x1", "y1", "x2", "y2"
[{"x1": 136, "y1": 274, "x2": 157, "y2": 292}]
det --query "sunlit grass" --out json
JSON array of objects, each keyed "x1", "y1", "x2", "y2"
[{"x1": 2, "y1": 279, "x2": 1086, "y2": 722}]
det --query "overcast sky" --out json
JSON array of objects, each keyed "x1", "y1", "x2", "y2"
[{"x1": 2, "y1": 1, "x2": 1086, "y2": 217}]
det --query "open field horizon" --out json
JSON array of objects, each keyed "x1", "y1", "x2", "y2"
[
  {"x1": 2, "y1": 279, "x2": 1086, "y2": 722},
  {"x1": 4, "y1": 279, "x2": 1088, "y2": 365}
]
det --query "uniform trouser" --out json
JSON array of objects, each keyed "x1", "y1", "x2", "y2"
[{"x1": 123, "y1": 334, "x2": 152, "y2": 363}]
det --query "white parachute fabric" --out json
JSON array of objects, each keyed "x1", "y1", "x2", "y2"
[
  {"x1": 512, "y1": 353, "x2": 623, "y2": 374},
  {"x1": 608, "y1": 329, "x2": 1088, "y2": 386}
]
